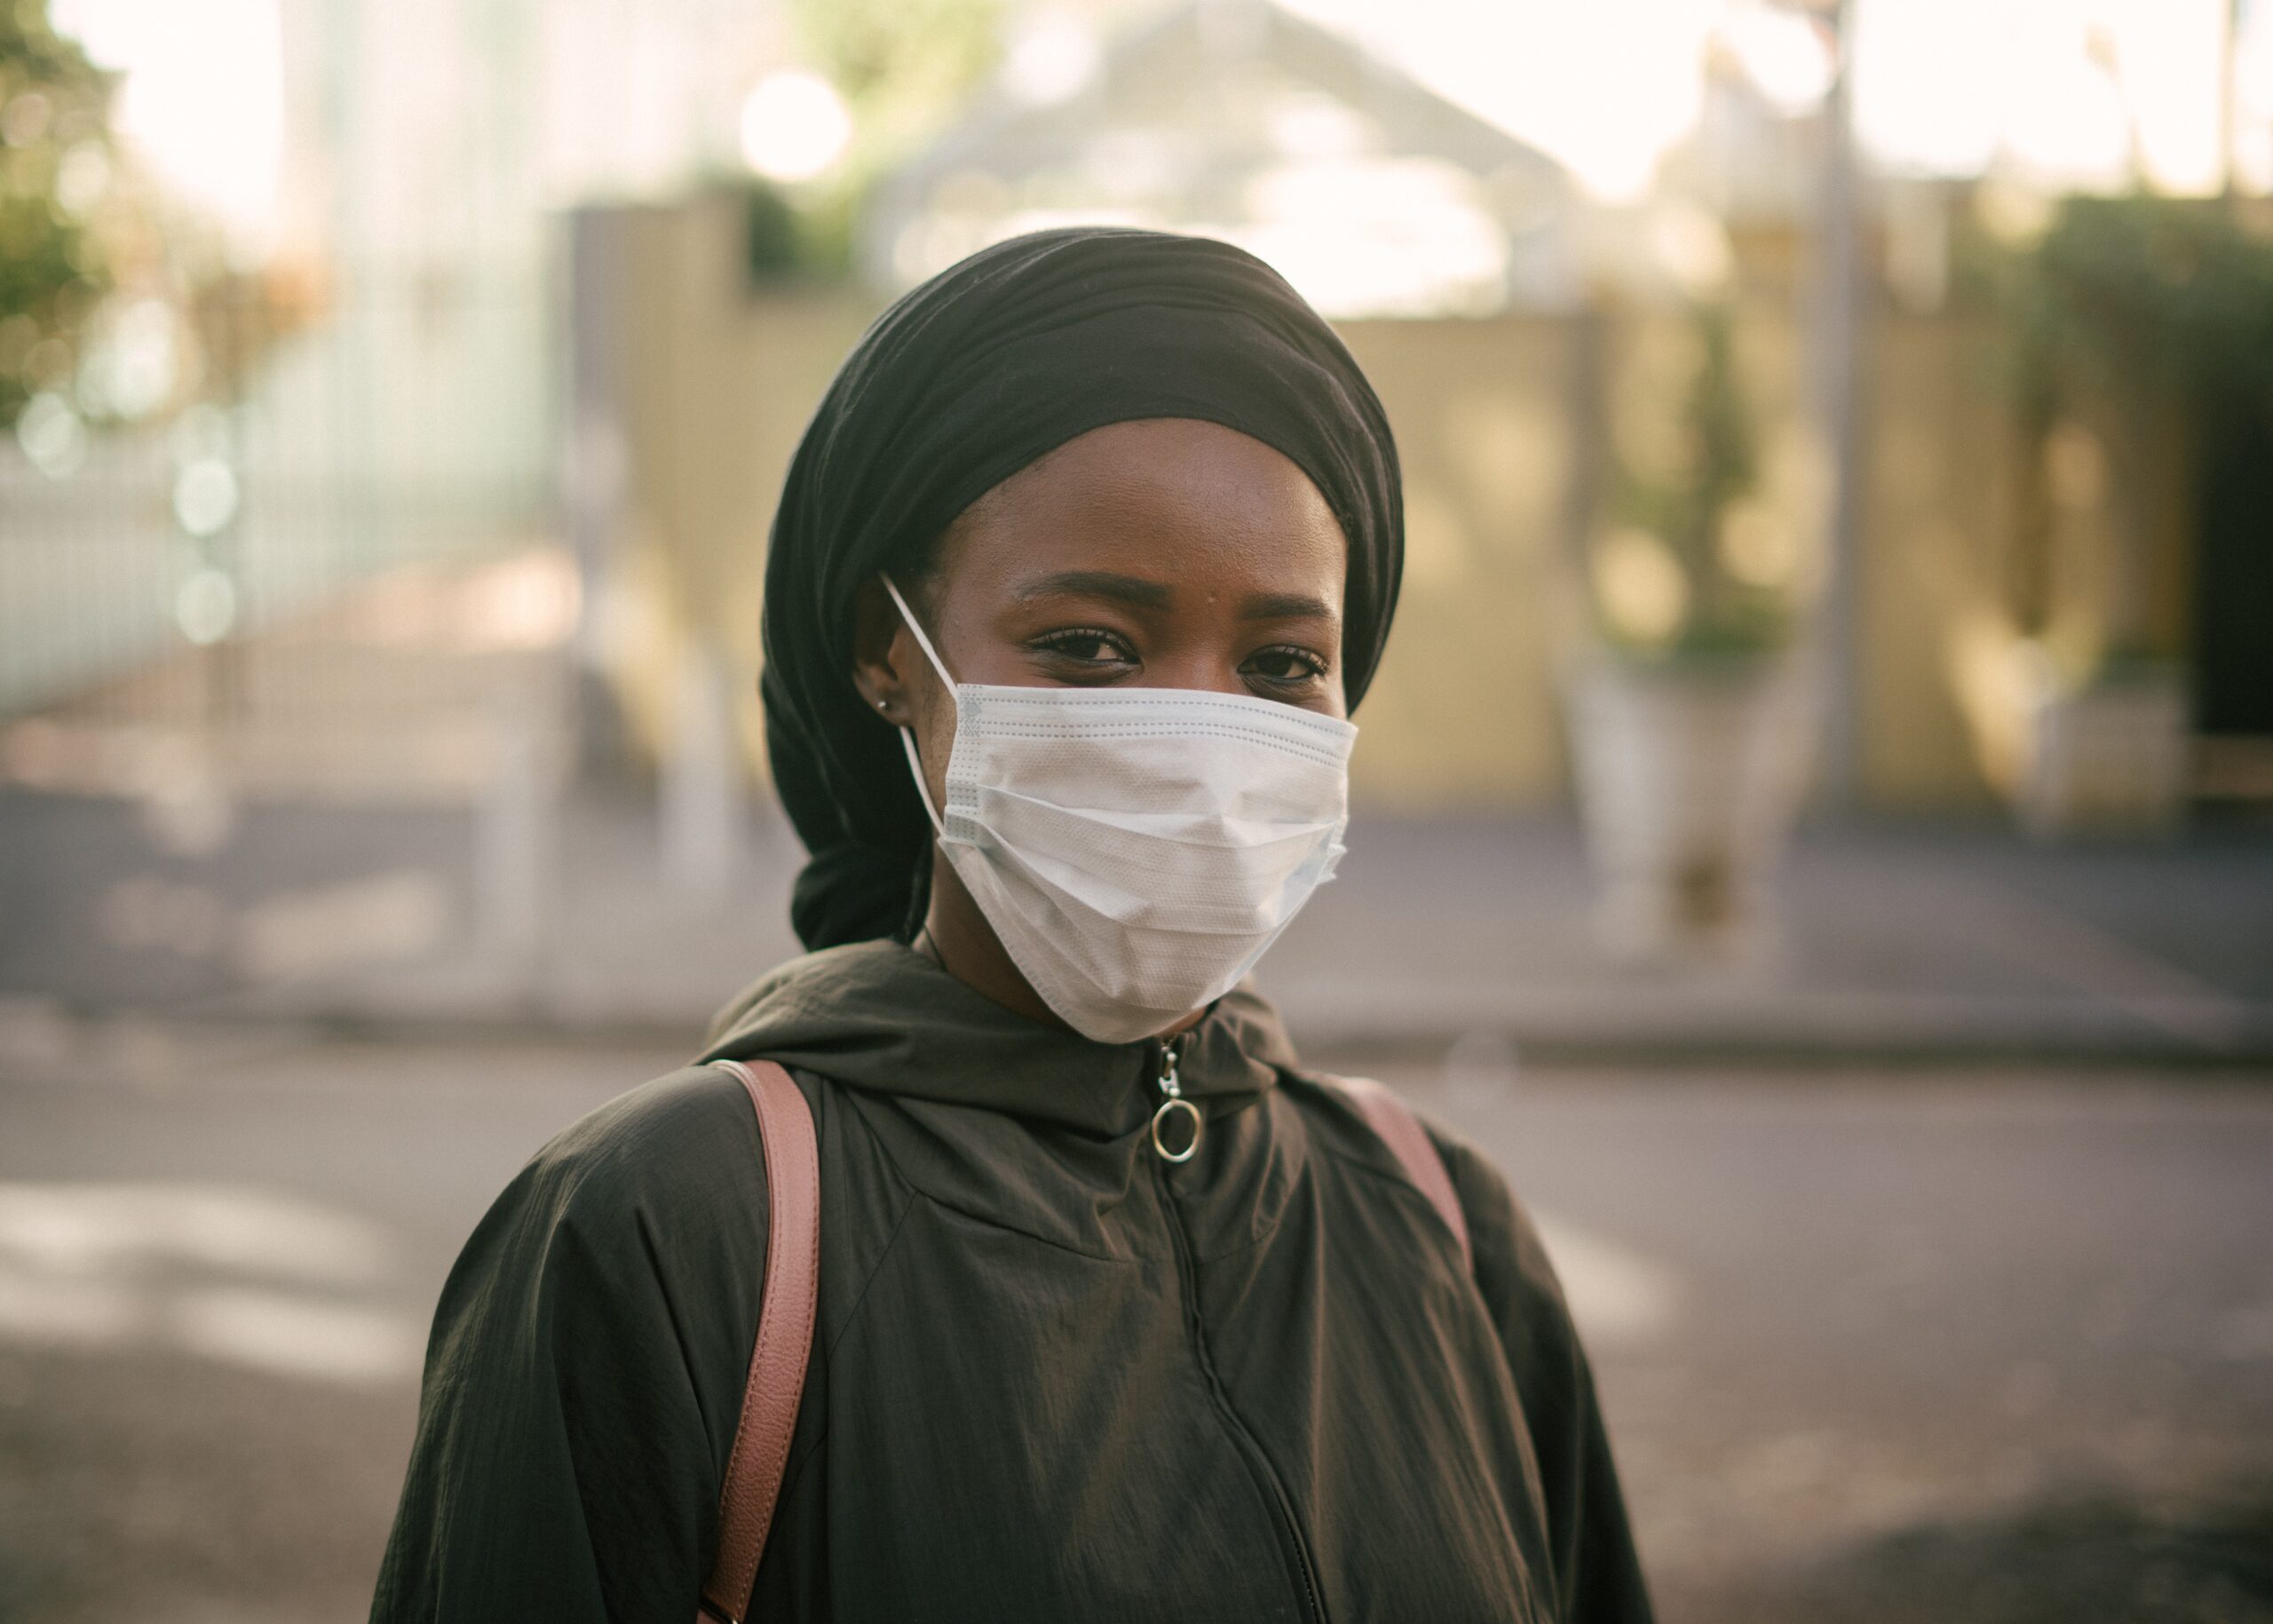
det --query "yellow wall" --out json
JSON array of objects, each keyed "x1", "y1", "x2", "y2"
[
  {"x1": 586, "y1": 196, "x2": 879, "y2": 773},
  {"x1": 1858, "y1": 313, "x2": 2010, "y2": 808},
  {"x1": 1333, "y1": 317, "x2": 1586, "y2": 807},
  {"x1": 593, "y1": 197, "x2": 2065, "y2": 812}
]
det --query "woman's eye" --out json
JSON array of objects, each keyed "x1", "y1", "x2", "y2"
[
  {"x1": 1245, "y1": 646, "x2": 1327, "y2": 685},
  {"x1": 1034, "y1": 629, "x2": 1136, "y2": 666}
]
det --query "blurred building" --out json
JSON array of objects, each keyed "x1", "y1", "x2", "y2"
[
  {"x1": 567, "y1": 0, "x2": 1608, "y2": 806},
  {"x1": 864, "y1": 0, "x2": 1580, "y2": 316},
  {"x1": 4, "y1": 0, "x2": 775, "y2": 796},
  {"x1": 2, "y1": 0, "x2": 560, "y2": 761},
  {"x1": 11, "y1": 0, "x2": 2270, "y2": 829}
]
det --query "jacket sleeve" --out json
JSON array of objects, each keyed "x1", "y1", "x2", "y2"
[
  {"x1": 370, "y1": 1071, "x2": 767, "y2": 1624},
  {"x1": 1436, "y1": 1132, "x2": 1656, "y2": 1624}
]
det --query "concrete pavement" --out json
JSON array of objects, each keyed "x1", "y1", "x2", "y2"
[{"x1": 0, "y1": 1025, "x2": 2268, "y2": 1621}]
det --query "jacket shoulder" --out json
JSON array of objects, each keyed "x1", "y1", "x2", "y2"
[
  {"x1": 1418, "y1": 1115, "x2": 1570, "y2": 1320},
  {"x1": 517, "y1": 1063, "x2": 773, "y2": 1248},
  {"x1": 1280, "y1": 1073, "x2": 1563, "y2": 1299}
]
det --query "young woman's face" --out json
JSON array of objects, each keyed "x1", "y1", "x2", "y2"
[{"x1": 855, "y1": 416, "x2": 1350, "y2": 798}]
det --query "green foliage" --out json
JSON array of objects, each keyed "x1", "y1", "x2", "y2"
[
  {"x1": 1606, "y1": 303, "x2": 1789, "y2": 660},
  {"x1": 0, "y1": 0, "x2": 116, "y2": 427},
  {"x1": 1996, "y1": 194, "x2": 2273, "y2": 416},
  {"x1": 743, "y1": 178, "x2": 802, "y2": 281},
  {"x1": 741, "y1": 176, "x2": 852, "y2": 288},
  {"x1": 1978, "y1": 195, "x2": 2273, "y2": 662},
  {"x1": 796, "y1": 0, "x2": 1001, "y2": 138},
  {"x1": 737, "y1": 0, "x2": 1000, "y2": 284}
]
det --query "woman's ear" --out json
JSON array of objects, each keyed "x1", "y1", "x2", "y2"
[{"x1": 849, "y1": 576, "x2": 913, "y2": 723}]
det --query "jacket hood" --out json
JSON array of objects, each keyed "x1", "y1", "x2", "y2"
[{"x1": 702, "y1": 940, "x2": 1299, "y2": 1138}]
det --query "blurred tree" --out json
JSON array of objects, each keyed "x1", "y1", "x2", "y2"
[
  {"x1": 1990, "y1": 195, "x2": 2273, "y2": 666},
  {"x1": 744, "y1": 179, "x2": 804, "y2": 281},
  {"x1": 0, "y1": 0, "x2": 115, "y2": 429},
  {"x1": 739, "y1": 0, "x2": 1002, "y2": 286},
  {"x1": 2003, "y1": 196, "x2": 2273, "y2": 413},
  {"x1": 796, "y1": 0, "x2": 1002, "y2": 162},
  {"x1": 1604, "y1": 303, "x2": 1789, "y2": 659},
  {"x1": 3, "y1": 0, "x2": 320, "y2": 437}
]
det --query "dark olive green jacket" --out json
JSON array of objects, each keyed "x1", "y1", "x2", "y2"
[{"x1": 371, "y1": 941, "x2": 1651, "y2": 1623}]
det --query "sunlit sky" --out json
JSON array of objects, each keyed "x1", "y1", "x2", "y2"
[
  {"x1": 1288, "y1": 0, "x2": 2267, "y2": 198},
  {"x1": 50, "y1": 0, "x2": 283, "y2": 250},
  {"x1": 42, "y1": 0, "x2": 2273, "y2": 245}
]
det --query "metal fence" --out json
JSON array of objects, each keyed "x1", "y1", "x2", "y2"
[{"x1": 1, "y1": 281, "x2": 553, "y2": 731}]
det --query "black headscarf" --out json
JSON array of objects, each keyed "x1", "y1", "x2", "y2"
[{"x1": 762, "y1": 226, "x2": 1404, "y2": 950}]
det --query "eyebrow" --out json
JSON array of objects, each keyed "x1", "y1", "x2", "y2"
[
  {"x1": 1239, "y1": 590, "x2": 1334, "y2": 622},
  {"x1": 1013, "y1": 570, "x2": 1174, "y2": 609},
  {"x1": 1012, "y1": 572, "x2": 1335, "y2": 623}
]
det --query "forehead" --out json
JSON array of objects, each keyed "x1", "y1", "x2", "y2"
[{"x1": 932, "y1": 418, "x2": 1348, "y2": 606}]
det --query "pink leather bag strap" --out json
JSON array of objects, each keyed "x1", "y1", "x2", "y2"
[
  {"x1": 698, "y1": 1059, "x2": 820, "y2": 1624},
  {"x1": 1327, "y1": 1074, "x2": 1473, "y2": 1275}
]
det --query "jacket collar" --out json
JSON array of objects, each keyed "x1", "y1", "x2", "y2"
[{"x1": 704, "y1": 940, "x2": 1296, "y2": 1137}]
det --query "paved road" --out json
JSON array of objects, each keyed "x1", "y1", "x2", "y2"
[{"x1": 1, "y1": 1018, "x2": 2268, "y2": 1622}]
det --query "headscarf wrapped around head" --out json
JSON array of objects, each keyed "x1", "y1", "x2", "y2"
[{"x1": 762, "y1": 227, "x2": 1404, "y2": 950}]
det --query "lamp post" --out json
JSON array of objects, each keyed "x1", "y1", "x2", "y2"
[{"x1": 1804, "y1": 0, "x2": 1865, "y2": 806}]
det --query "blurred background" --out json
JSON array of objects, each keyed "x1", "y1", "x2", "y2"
[{"x1": 2, "y1": 0, "x2": 2271, "y2": 1618}]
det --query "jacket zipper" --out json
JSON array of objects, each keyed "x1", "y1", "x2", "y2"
[{"x1": 1147, "y1": 1039, "x2": 1328, "y2": 1624}]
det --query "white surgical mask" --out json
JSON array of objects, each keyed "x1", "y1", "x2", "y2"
[{"x1": 883, "y1": 574, "x2": 1356, "y2": 1044}]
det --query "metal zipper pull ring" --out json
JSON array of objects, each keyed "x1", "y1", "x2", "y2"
[{"x1": 1149, "y1": 1038, "x2": 1200, "y2": 1162}]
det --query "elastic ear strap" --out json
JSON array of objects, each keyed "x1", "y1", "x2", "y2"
[
  {"x1": 881, "y1": 574, "x2": 951, "y2": 839},
  {"x1": 880, "y1": 573, "x2": 955, "y2": 692}
]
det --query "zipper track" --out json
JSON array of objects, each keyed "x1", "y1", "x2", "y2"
[{"x1": 1152, "y1": 1151, "x2": 1327, "y2": 1624}]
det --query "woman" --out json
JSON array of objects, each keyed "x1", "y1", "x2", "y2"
[{"x1": 372, "y1": 228, "x2": 1651, "y2": 1623}]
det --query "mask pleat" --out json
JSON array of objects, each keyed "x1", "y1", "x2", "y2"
[{"x1": 888, "y1": 577, "x2": 1357, "y2": 1043}]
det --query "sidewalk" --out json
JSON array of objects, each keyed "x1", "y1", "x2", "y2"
[
  {"x1": 4, "y1": 782, "x2": 2269, "y2": 1062},
  {"x1": 8, "y1": 544, "x2": 2264, "y2": 1065},
  {"x1": 1270, "y1": 813, "x2": 2273, "y2": 1060}
]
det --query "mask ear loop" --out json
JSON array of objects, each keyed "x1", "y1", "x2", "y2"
[{"x1": 881, "y1": 573, "x2": 952, "y2": 838}]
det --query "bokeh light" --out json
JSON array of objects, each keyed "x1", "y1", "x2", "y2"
[
  {"x1": 49, "y1": 0, "x2": 284, "y2": 252},
  {"x1": 737, "y1": 70, "x2": 853, "y2": 185},
  {"x1": 1594, "y1": 528, "x2": 1691, "y2": 647},
  {"x1": 171, "y1": 458, "x2": 240, "y2": 540},
  {"x1": 172, "y1": 567, "x2": 238, "y2": 646},
  {"x1": 1002, "y1": 11, "x2": 1104, "y2": 106},
  {"x1": 14, "y1": 393, "x2": 86, "y2": 479},
  {"x1": 1716, "y1": 498, "x2": 1800, "y2": 590}
]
